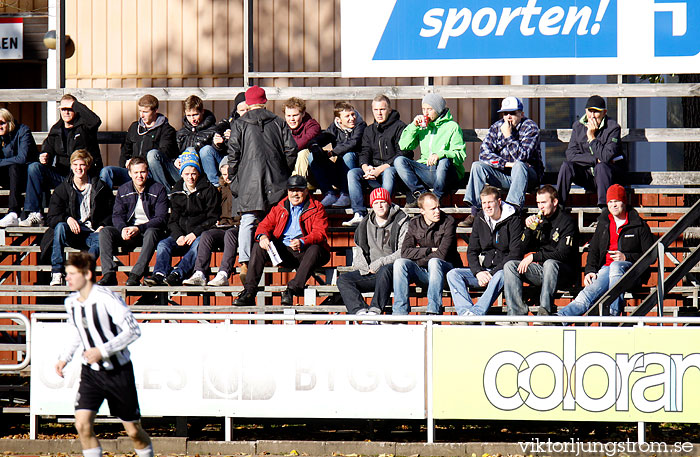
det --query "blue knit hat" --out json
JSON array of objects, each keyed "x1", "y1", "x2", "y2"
[{"x1": 179, "y1": 150, "x2": 201, "y2": 175}]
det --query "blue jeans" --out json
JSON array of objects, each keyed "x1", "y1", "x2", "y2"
[
  {"x1": 147, "y1": 149, "x2": 180, "y2": 188},
  {"x1": 464, "y1": 160, "x2": 538, "y2": 209},
  {"x1": 392, "y1": 258, "x2": 454, "y2": 315},
  {"x1": 447, "y1": 268, "x2": 505, "y2": 316},
  {"x1": 99, "y1": 166, "x2": 131, "y2": 189},
  {"x1": 393, "y1": 156, "x2": 456, "y2": 200},
  {"x1": 558, "y1": 261, "x2": 632, "y2": 317},
  {"x1": 503, "y1": 259, "x2": 566, "y2": 315},
  {"x1": 310, "y1": 150, "x2": 357, "y2": 194},
  {"x1": 347, "y1": 166, "x2": 398, "y2": 215},
  {"x1": 153, "y1": 236, "x2": 201, "y2": 277},
  {"x1": 199, "y1": 145, "x2": 225, "y2": 186},
  {"x1": 52, "y1": 222, "x2": 100, "y2": 273},
  {"x1": 238, "y1": 212, "x2": 262, "y2": 263},
  {"x1": 25, "y1": 162, "x2": 67, "y2": 213}
]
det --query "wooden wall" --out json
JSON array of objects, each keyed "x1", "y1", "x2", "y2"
[{"x1": 55, "y1": 0, "x2": 488, "y2": 166}]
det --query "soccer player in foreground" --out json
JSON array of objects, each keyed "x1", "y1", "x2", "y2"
[{"x1": 55, "y1": 252, "x2": 153, "y2": 457}]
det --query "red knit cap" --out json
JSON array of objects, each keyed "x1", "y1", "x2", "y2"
[
  {"x1": 370, "y1": 187, "x2": 391, "y2": 206},
  {"x1": 245, "y1": 85, "x2": 267, "y2": 105},
  {"x1": 606, "y1": 184, "x2": 626, "y2": 203}
]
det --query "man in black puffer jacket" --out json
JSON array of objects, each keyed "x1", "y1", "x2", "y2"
[
  {"x1": 42, "y1": 149, "x2": 113, "y2": 286},
  {"x1": 144, "y1": 151, "x2": 220, "y2": 287},
  {"x1": 21, "y1": 94, "x2": 103, "y2": 227},
  {"x1": 559, "y1": 184, "x2": 654, "y2": 317},
  {"x1": 227, "y1": 85, "x2": 298, "y2": 282},
  {"x1": 176, "y1": 95, "x2": 226, "y2": 187}
]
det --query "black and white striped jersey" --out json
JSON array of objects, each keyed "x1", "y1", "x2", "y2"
[{"x1": 59, "y1": 284, "x2": 141, "y2": 371}]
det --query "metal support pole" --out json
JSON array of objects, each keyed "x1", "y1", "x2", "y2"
[
  {"x1": 225, "y1": 416, "x2": 232, "y2": 441},
  {"x1": 617, "y1": 75, "x2": 628, "y2": 129},
  {"x1": 243, "y1": 0, "x2": 254, "y2": 87},
  {"x1": 426, "y1": 320, "x2": 434, "y2": 444},
  {"x1": 657, "y1": 243, "x2": 665, "y2": 318}
]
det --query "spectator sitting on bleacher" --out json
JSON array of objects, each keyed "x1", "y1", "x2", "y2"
[
  {"x1": 212, "y1": 92, "x2": 249, "y2": 151},
  {"x1": 97, "y1": 157, "x2": 169, "y2": 287},
  {"x1": 183, "y1": 157, "x2": 239, "y2": 287},
  {"x1": 446, "y1": 186, "x2": 523, "y2": 317},
  {"x1": 100, "y1": 94, "x2": 178, "y2": 190},
  {"x1": 0, "y1": 108, "x2": 39, "y2": 228},
  {"x1": 344, "y1": 94, "x2": 411, "y2": 227},
  {"x1": 21, "y1": 95, "x2": 103, "y2": 227},
  {"x1": 284, "y1": 97, "x2": 322, "y2": 193},
  {"x1": 556, "y1": 95, "x2": 624, "y2": 209},
  {"x1": 558, "y1": 185, "x2": 653, "y2": 318},
  {"x1": 143, "y1": 152, "x2": 220, "y2": 286},
  {"x1": 234, "y1": 175, "x2": 330, "y2": 307},
  {"x1": 503, "y1": 185, "x2": 579, "y2": 318},
  {"x1": 44, "y1": 150, "x2": 114, "y2": 286},
  {"x1": 395, "y1": 94, "x2": 466, "y2": 207},
  {"x1": 337, "y1": 188, "x2": 409, "y2": 318},
  {"x1": 461, "y1": 97, "x2": 543, "y2": 228},
  {"x1": 227, "y1": 85, "x2": 298, "y2": 287},
  {"x1": 176, "y1": 95, "x2": 226, "y2": 187},
  {"x1": 393, "y1": 192, "x2": 461, "y2": 316},
  {"x1": 309, "y1": 101, "x2": 366, "y2": 209}
]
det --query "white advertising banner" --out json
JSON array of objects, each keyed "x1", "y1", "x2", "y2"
[
  {"x1": 0, "y1": 18, "x2": 22, "y2": 60},
  {"x1": 31, "y1": 322, "x2": 426, "y2": 419},
  {"x1": 341, "y1": 0, "x2": 700, "y2": 77}
]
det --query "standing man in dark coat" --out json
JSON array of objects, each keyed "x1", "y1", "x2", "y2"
[
  {"x1": 21, "y1": 94, "x2": 103, "y2": 227},
  {"x1": 227, "y1": 85, "x2": 298, "y2": 283},
  {"x1": 556, "y1": 95, "x2": 624, "y2": 208}
]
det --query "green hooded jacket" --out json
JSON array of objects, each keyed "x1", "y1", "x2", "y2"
[{"x1": 398, "y1": 109, "x2": 466, "y2": 180}]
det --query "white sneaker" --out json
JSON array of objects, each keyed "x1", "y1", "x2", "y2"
[
  {"x1": 19, "y1": 212, "x2": 43, "y2": 227},
  {"x1": 183, "y1": 271, "x2": 207, "y2": 286},
  {"x1": 320, "y1": 192, "x2": 338, "y2": 207},
  {"x1": 50, "y1": 272, "x2": 64, "y2": 286},
  {"x1": 342, "y1": 213, "x2": 364, "y2": 227},
  {"x1": 0, "y1": 212, "x2": 19, "y2": 228},
  {"x1": 207, "y1": 270, "x2": 229, "y2": 286},
  {"x1": 332, "y1": 192, "x2": 351, "y2": 207}
]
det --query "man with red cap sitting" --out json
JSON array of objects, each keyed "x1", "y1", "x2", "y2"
[
  {"x1": 336, "y1": 188, "x2": 409, "y2": 319},
  {"x1": 558, "y1": 184, "x2": 654, "y2": 317}
]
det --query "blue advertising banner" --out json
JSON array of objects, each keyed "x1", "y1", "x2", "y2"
[{"x1": 341, "y1": 0, "x2": 700, "y2": 77}]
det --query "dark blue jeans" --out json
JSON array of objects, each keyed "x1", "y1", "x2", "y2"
[
  {"x1": 347, "y1": 166, "x2": 398, "y2": 215},
  {"x1": 25, "y1": 162, "x2": 67, "y2": 213},
  {"x1": 393, "y1": 156, "x2": 457, "y2": 199},
  {"x1": 153, "y1": 236, "x2": 201, "y2": 277},
  {"x1": 52, "y1": 222, "x2": 100, "y2": 273}
]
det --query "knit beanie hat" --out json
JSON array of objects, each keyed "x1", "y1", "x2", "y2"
[
  {"x1": 245, "y1": 85, "x2": 267, "y2": 105},
  {"x1": 179, "y1": 150, "x2": 201, "y2": 175},
  {"x1": 370, "y1": 187, "x2": 391, "y2": 206},
  {"x1": 422, "y1": 93, "x2": 446, "y2": 115},
  {"x1": 606, "y1": 184, "x2": 626, "y2": 203},
  {"x1": 219, "y1": 155, "x2": 229, "y2": 172}
]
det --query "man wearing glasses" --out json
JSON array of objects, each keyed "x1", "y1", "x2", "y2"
[
  {"x1": 461, "y1": 96, "x2": 543, "y2": 227},
  {"x1": 20, "y1": 94, "x2": 102, "y2": 227}
]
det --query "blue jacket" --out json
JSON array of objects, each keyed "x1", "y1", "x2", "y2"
[
  {"x1": 0, "y1": 123, "x2": 39, "y2": 167},
  {"x1": 112, "y1": 179, "x2": 169, "y2": 232}
]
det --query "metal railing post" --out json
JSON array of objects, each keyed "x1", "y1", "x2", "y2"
[
  {"x1": 426, "y1": 320, "x2": 434, "y2": 444},
  {"x1": 657, "y1": 243, "x2": 665, "y2": 318}
]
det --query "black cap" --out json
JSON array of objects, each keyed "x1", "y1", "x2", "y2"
[
  {"x1": 585, "y1": 95, "x2": 606, "y2": 111},
  {"x1": 287, "y1": 175, "x2": 307, "y2": 189}
]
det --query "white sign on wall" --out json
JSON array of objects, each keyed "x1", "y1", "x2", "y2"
[
  {"x1": 0, "y1": 18, "x2": 22, "y2": 60},
  {"x1": 341, "y1": 0, "x2": 700, "y2": 77},
  {"x1": 31, "y1": 323, "x2": 426, "y2": 419}
]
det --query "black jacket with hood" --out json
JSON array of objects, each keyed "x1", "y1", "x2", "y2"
[
  {"x1": 120, "y1": 113, "x2": 179, "y2": 167},
  {"x1": 226, "y1": 108, "x2": 298, "y2": 213},
  {"x1": 359, "y1": 109, "x2": 412, "y2": 167},
  {"x1": 176, "y1": 109, "x2": 221, "y2": 154},
  {"x1": 566, "y1": 114, "x2": 625, "y2": 169},
  {"x1": 167, "y1": 176, "x2": 221, "y2": 239},
  {"x1": 42, "y1": 101, "x2": 103, "y2": 175},
  {"x1": 401, "y1": 211, "x2": 462, "y2": 268},
  {"x1": 467, "y1": 202, "x2": 524, "y2": 274},
  {"x1": 522, "y1": 206, "x2": 579, "y2": 274},
  {"x1": 47, "y1": 175, "x2": 113, "y2": 229}
]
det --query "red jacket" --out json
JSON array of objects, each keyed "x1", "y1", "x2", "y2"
[{"x1": 255, "y1": 196, "x2": 330, "y2": 251}]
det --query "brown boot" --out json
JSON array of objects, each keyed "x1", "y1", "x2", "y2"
[{"x1": 239, "y1": 263, "x2": 248, "y2": 284}]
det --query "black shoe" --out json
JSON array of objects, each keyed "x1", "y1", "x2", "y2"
[
  {"x1": 143, "y1": 273, "x2": 166, "y2": 286},
  {"x1": 280, "y1": 288, "x2": 294, "y2": 306},
  {"x1": 125, "y1": 274, "x2": 141, "y2": 286},
  {"x1": 97, "y1": 273, "x2": 117, "y2": 286},
  {"x1": 165, "y1": 271, "x2": 182, "y2": 286},
  {"x1": 234, "y1": 290, "x2": 256, "y2": 306}
]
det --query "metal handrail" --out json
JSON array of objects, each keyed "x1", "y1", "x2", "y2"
[
  {"x1": 0, "y1": 313, "x2": 31, "y2": 371},
  {"x1": 587, "y1": 197, "x2": 700, "y2": 319}
]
